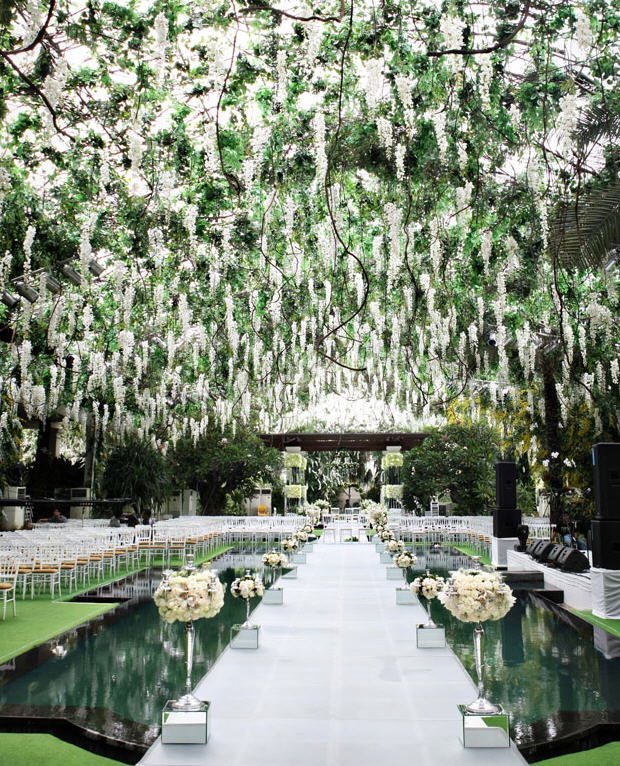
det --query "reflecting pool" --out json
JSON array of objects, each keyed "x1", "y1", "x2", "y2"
[
  {"x1": 430, "y1": 589, "x2": 620, "y2": 755},
  {"x1": 0, "y1": 563, "x2": 262, "y2": 750}
]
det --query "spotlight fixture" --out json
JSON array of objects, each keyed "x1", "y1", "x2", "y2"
[
  {"x1": 61, "y1": 263, "x2": 83, "y2": 286},
  {"x1": 487, "y1": 331, "x2": 497, "y2": 347},
  {"x1": 1, "y1": 290, "x2": 20, "y2": 309},
  {"x1": 14, "y1": 281, "x2": 39, "y2": 303},
  {"x1": 45, "y1": 274, "x2": 61, "y2": 294},
  {"x1": 88, "y1": 259, "x2": 105, "y2": 277}
]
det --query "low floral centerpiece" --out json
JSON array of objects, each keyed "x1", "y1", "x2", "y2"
[
  {"x1": 262, "y1": 550, "x2": 288, "y2": 584},
  {"x1": 411, "y1": 571, "x2": 445, "y2": 626},
  {"x1": 393, "y1": 549, "x2": 417, "y2": 582},
  {"x1": 438, "y1": 568, "x2": 515, "y2": 714},
  {"x1": 231, "y1": 570, "x2": 264, "y2": 627},
  {"x1": 379, "y1": 528, "x2": 395, "y2": 542},
  {"x1": 154, "y1": 564, "x2": 225, "y2": 711},
  {"x1": 386, "y1": 539, "x2": 405, "y2": 554},
  {"x1": 281, "y1": 538, "x2": 299, "y2": 552}
]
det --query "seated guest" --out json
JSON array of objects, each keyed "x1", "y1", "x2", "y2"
[
  {"x1": 109, "y1": 511, "x2": 122, "y2": 528},
  {"x1": 125, "y1": 508, "x2": 139, "y2": 527},
  {"x1": 141, "y1": 510, "x2": 154, "y2": 526},
  {"x1": 50, "y1": 508, "x2": 68, "y2": 523}
]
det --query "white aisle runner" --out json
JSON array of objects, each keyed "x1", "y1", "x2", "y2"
[{"x1": 140, "y1": 541, "x2": 527, "y2": 766}]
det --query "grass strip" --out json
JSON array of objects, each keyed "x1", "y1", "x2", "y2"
[
  {"x1": 536, "y1": 742, "x2": 620, "y2": 766},
  {"x1": 0, "y1": 734, "x2": 123, "y2": 766},
  {"x1": 571, "y1": 609, "x2": 620, "y2": 639},
  {"x1": 452, "y1": 544, "x2": 492, "y2": 566},
  {"x1": 0, "y1": 600, "x2": 116, "y2": 665}
]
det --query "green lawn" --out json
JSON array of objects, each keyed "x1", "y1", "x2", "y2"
[
  {"x1": 536, "y1": 742, "x2": 620, "y2": 766},
  {"x1": 452, "y1": 543, "x2": 492, "y2": 566},
  {"x1": 0, "y1": 544, "x2": 234, "y2": 664},
  {"x1": 572, "y1": 609, "x2": 620, "y2": 639},
  {"x1": 0, "y1": 734, "x2": 123, "y2": 766},
  {"x1": 0, "y1": 600, "x2": 117, "y2": 665}
]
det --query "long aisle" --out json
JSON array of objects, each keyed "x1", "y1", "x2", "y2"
[{"x1": 140, "y1": 538, "x2": 527, "y2": 766}]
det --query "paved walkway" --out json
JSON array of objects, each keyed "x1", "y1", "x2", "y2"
[{"x1": 140, "y1": 537, "x2": 527, "y2": 766}]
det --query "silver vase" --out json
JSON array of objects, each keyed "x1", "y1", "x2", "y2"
[
  {"x1": 172, "y1": 621, "x2": 203, "y2": 711},
  {"x1": 242, "y1": 596, "x2": 253, "y2": 628},
  {"x1": 425, "y1": 597, "x2": 436, "y2": 627},
  {"x1": 466, "y1": 622, "x2": 502, "y2": 715}
]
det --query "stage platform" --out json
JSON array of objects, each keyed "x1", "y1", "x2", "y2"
[{"x1": 507, "y1": 550, "x2": 592, "y2": 610}]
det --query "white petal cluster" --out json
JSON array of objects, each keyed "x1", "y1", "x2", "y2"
[
  {"x1": 438, "y1": 569, "x2": 515, "y2": 623},
  {"x1": 231, "y1": 573, "x2": 265, "y2": 600},
  {"x1": 411, "y1": 573, "x2": 445, "y2": 600},
  {"x1": 394, "y1": 550, "x2": 417, "y2": 569},
  {"x1": 262, "y1": 551, "x2": 288, "y2": 569},
  {"x1": 153, "y1": 569, "x2": 225, "y2": 624},
  {"x1": 281, "y1": 538, "x2": 299, "y2": 552}
]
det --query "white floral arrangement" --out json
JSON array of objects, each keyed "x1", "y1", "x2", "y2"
[
  {"x1": 383, "y1": 484, "x2": 404, "y2": 500},
  {"x1": 284, "y1": 453, "x2": 307, "y2": 470},
  {"x1": 304, "y1": 505, "x2": 321, "y2": 524},
  {"x1": 393, "y1": 550, "x2": 417, "y2": 569},
  {"x1": 379, "y1": 529, "x2": 395, "y2": 542},
  {"x1": 381, "y1": 453, "x2": 404, "y2": 469},
  {"x1": 154, "y1": 568, "x2": 225, "y2": 624},
  {"x1": 314, "y1": 499, "x2": 330, "y2": 510},
  {"x1": 294, "y1": 529, "x2": 308, "y2": 542},
  {"x1": 438, "y1": 569, "x2": 515, "y2": 623},
  {"x1": 281, "y1": 538, "x2": 299, "y2": 552},
  {"x1": 285, "y1": 484, "x2": 304, "y2": 499},
  {"x1": 411, "y1": 572, "x2": 445, "y2": 600},
  {"x1": 386, "y1": 539, "x2": 405, "y2": 554},
  {"x1": 262, "y1": 550, "x2": 289, "y2": 569},
  {"x1": 231, "y1": 572, "x2": 265, "y2": 600},
  {"x1": 301, "y1": 523, "x2": 313, "y2": 534},
  {"x1": 370, "y1": 508, "x2": 388, "y2": 527}
]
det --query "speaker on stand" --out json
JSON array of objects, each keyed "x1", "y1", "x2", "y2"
[{"x1": 591, "y1": 443, "x2": 620, "y2": 570}]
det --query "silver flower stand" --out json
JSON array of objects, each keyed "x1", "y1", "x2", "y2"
[
  {"x1": 416, "y1": 624, "x2": 446, "y2": 648},
  {"x1": 395, "y1": 587, "x2": 418, "y2": 605},
  {"x1": 292, "y1": 552, "x2": 306, "y2": 564},
  {"x1": 387, "y1": 566, "x2": 404, "y2": 580},
  {"x1": 380, "y1": 551, "x2": 393, "y2": 564},
  {"x1": 458, "y1": 705, "x2": 510, "y2": 748},
  {"x1": 230, "y1": 624, "x2": 260, "y2": 650},
  {"x1": 162, "y1": 701, "x2": 209, "y2": 744},
  {"x1": 263, "y1": 587, "x2": 284, "y2": 604},
  {"x1": 282, "y1": 566, "x2": 298, "y2": 579},
  {"x1": 375, "y1": 541, "x2": 386, "y2": 552}
]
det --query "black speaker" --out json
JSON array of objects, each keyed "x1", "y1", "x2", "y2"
[
  {"x1": 531, "y1": 540, "x2": 555, "y2": 562},
  {"x1": 526, "y1": 539, "x2": 539, "y2": 555},
  {"x1": 592, "y1": 443, "x2": 620, "y2": 519},
  {"x1": 496, "y1": 461, "x2": 518, "y2": 508},
  {"x1": 556, "y1": 546, "x2": 590, "y2": 572},
  {"x1": 591, "y1": 519, "x2": 620, "y2": 569},
  {"x1": 546, "y1": 544, "x2": 566, "y2": 565},
  {"x1": 493, "y1": 506, "x2": 522, "y2": 537}
]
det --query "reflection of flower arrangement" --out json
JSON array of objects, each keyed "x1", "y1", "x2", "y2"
[
  {"x1": 231, "y1": 572, "x2": 264, "y2": 600},
  {"x1": 394, "y1": 550, "x2": 417, "y2": 569},
  {"x1": 285, "y1": 484, "x2": 304, "y2": 499},
  {"x1": 154, "y1": 568, "x2": 225, "y2": 624},
  {"x1": 281, "y1": 538, "x2": 299, "y2": 552},
  {"x1": 438, "y1": 569, "x2": 515, "y2": 623},
  {"x1": 386, "y1": 539, "x2": 405, "y2": 554},
  {"x1": 383, "y1": 484, "x2": 404, "y2": 500},
  {"x1": 411, "y1": 572, "x2": 445, "y2": 600},
  {"x1": 381, "y1": 453, "x2": 404, "y2": 469},
  {"x1": 284, "y1": 453, "x2": 307, "y2": 469},
  {"x1": 262, "y1": 550, "x2": 289, "y2": 569},
  {"x1": 379, "y1": 529, "x2": 395, "y2": 542}
]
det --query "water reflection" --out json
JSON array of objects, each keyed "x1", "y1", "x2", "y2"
[
  {"x1": 430, "y1": 589, "x2": 620, "y2": 749},
  {"x1": 0, "y1": 566, "x2": 257, "y2": 746}
]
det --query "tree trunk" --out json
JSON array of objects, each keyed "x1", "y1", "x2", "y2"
[
  {"x1": 83, "y1": 413, "x2": 97, "y2": 491},
  {"x1": 542, "y1": 357, "x2": 563, "y2": 530}
]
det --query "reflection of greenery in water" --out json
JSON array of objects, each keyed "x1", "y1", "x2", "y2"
[
  {"x1": 428, "y1": 585, "x2": 620, "y2": 746},
  {"x1": 0, "y1": 567, "x2": 254, "y2": 730}
]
